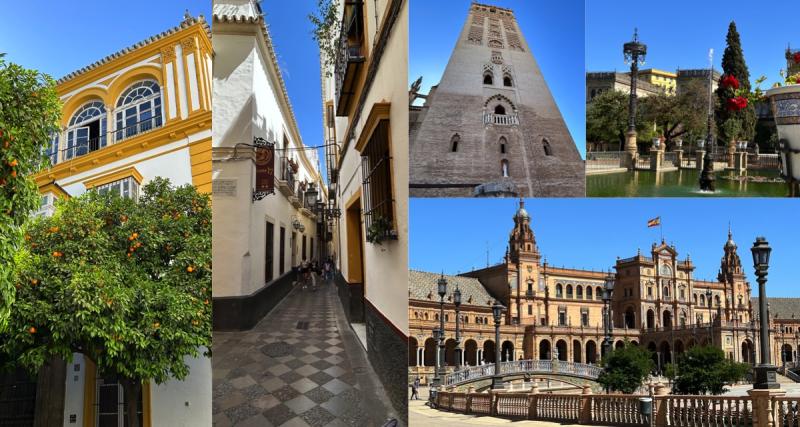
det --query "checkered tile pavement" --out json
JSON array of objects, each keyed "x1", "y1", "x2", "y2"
[{"x1": 212, "y1": 276, "x2": 395, "y2": 426}]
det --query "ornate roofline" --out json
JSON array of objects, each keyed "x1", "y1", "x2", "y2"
[{"x1": 57, "y1": 15, "x2": 211, "y2": 85}]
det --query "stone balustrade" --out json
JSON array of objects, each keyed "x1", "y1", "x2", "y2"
[
  {"x1": 434, "y1": 386, "x2": 794, "y2": 426},
  {"x1": 484, "y1": 113, "x2": 520, "y2": 126}
]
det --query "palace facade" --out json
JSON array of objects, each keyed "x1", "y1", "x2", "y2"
[
  {"x1": 1, "y1": 13, "x2": 213, "y2": 427},
  {"x1": 409, "y1": 200, "x2": 800, "y2": 383}
]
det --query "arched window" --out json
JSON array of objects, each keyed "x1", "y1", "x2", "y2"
[
  {"x1": 450, "y1": 134, "x2": 460, "y2": 152},
  {"x1": 555, "y1": 284, "x2": 563, "y2": 298},
  {"x1": 499, "y1": 136, "x2": 507, "y2": 154},
  {"x1": 566, "y1": 284, "x2": 573, "y2": 299},
  {"x1": 586, "y1": 287, "x2": 593, "y2": 300},
  {"x1": 542, "y1": 138, "x2": 553, "y2": 156},
  {"x1": 503, "y1": 75, "x2": 513, "y2": 87},
  {"x1": 115, "y1": 80, "x2": 163, "y2": 141},
  {"x1": 66, "y1": 101, "x2": 107, "y2": 160},
  {"x1": 591, "y1": 89, "x2": 597, "y2": 98},
  {"x1": 501, "y1": 159, "x2": 509, "y2": 177},
  {"x1": 576, "y1": 286, "x2": 583, "y2": 299},
  {"x1": 483, "y1": 72, "x2": 494, "y2": 85},
  {"x1": 494, "y1": 105, "x2": 506, "y2": 115}
]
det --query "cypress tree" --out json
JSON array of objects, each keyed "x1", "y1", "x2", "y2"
[{"x1": 716, "y1": 21, "x2": 756, "y2": 142}]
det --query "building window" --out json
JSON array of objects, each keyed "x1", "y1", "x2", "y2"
[
  {"x1": 586, "y1": 287, "x2": 593, "y2": 299},
  {"x1": 66, "y1": 101, "x2": 107, "y2": 160},
  {"x1": 558, "y1": 310, "x2": 566, "y2": 326},
  {"x1": 451, "y1": 134, "x2": 460, "y2": 152},
  {"x1": 494, "y1": 105, "x2": 506, "y2": 115},
  {"x1": 302, "y1": 235, "x2": 307, "y2": 261},
  {"x1": 576, "y1": 286, "x2": 583, "y2": 299},
  {"x1": 527, "y1": 305, "x2": 532, "y2": 315},
  {"x1": 503, "y1": 75, "x2": 512, "y2": 87},
  {"x1": 265, "y1": 221, "x2": 274, "y2": 282},
  {"x1": 115, "y1": 80, "x2": 163, "y2": 142},
  {"x1": 499, "y1": 136, "x2": 507, "y2": 154},
  {"x1": 35, "y1": 194, "x2": 57, "y2": 217},
  {"x1": 95, "y1": 177, "x2": 139, "y2": 201},
  {"x1": 279, "y1": 226, "x2": 286, "y2": 275},
  {"x1": 45, "y1": 133, "x2": 59, "y2": 166},
  {"x1": 556, "y1": 284, "x2": 563, "y2": 298},
  {"x1": 483, "y1": 72, "x2": 493, "y2": 85},
  {"x1": 542, "y1": 139, "x2": 553, "y2": 156},
  {"x1": 581, "y1": 310, "x2": 589, "y2": 327},
  {"x1": 360, "y1": 119, "x2": 395, "y2": 241},
  {"x1": 95, "y1": 375, "x2": 143, "y2": 426},
  {"x1": 501, "y1": 159, "x2": 509, "y2": 177},
  {"x1": 566, "y1": 285, "x2": 573, "y2": 299}
]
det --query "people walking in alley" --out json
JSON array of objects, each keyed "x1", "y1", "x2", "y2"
[
  {"x1": 323, "y1": 257, "x2": 333, "y2": 282},
  {"x1": 301, "y1": 259, "x2": 311, "y2": 290}
]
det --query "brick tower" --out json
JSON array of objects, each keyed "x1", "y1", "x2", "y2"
[{"x1": 409, "y1": 2, "x2": 584, "y2": 197}]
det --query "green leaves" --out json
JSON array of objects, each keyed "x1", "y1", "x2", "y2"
[
  {"x1": 308, "y1": 0, "x2": 341, "y2": 78},
  {"x1": 0, "y1": 56, "x2": 61, "y2": 331},
  {"x1": 672, "y1": 345, "x2": 750, "y2": 395},
  {"x1": 597, "y1": 341, "x2": 654, "y2": 394},
  {"x1": 1, "y1": 178, "x2": 211, "y2": 386}
]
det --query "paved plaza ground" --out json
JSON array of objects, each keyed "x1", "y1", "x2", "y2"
[{"x1": 212, "y1": 275, "x2": 400, "y2": 426}]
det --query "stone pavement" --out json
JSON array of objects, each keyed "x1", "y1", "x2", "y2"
[
  {"x1": 409, "y1": 387, "x2": 598, "y2": 427},
  {"x1": 212, "y1": 274, "x2": 401, "y2": 426}
]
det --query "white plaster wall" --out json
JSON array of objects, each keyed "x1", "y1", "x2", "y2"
[
  {"x1": 213, "y1": 23, "x2": 324, "y2": 298},
  {"x1": 58, "y1": 144, "x2": 195, "y2": 197},
  {"x1": 149, "y1": 353, "x2": 211, "y2": 427},
  {"x1": 337, "y1": 0, "x2": 409, "y2": 336}
]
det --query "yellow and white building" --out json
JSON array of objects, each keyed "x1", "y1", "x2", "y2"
[
  {"x1": 320, "y1": 0, "x2": 409, "y2": 420},
  {"x1": 31, "y1": 14, "x2": 212, "y2": 427}
]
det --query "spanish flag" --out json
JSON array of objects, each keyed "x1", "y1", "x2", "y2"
[{"x1": 647, "y1": 217, "x2": 661, "y2": 228}]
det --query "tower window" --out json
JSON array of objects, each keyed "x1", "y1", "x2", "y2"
[
  {"x1": 503, "y1": 76, "x2": 513, "y2": 87},
  {"x1": 483, "y1": 73, "x2": 493, "y2": 85},
  {"x1": 501, "y1": 159, "x2": 509, "y2": 177},
  {"x1": 494, "y1": 105, "x2": 506, "y2": 115},
  {"x1": 450, "y1": 134, "x2": 460, "y2": 152},
  {"x1": 499, "y1": 136, "x2": 507, "y2": 154},
  {"x1": 542, "y1": 139, "x2": 553, "y2": 156}
]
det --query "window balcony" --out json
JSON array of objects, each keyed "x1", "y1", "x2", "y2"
[
  {"x1": 45, "y1": 117, "x2": 163, "y2": 167},
  {"x1": 334, "y1": 0, "x2": 366, "y2": 117},
  {"x1": 276, "y1": 156, "x2": 297, "y2": 198},
  {"x1": 483, "y1": 113, "x2": 519, "y2": 126}
]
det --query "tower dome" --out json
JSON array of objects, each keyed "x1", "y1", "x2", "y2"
[{"x1": 515, "y1": 198, "x2": 529, "y2": 220}]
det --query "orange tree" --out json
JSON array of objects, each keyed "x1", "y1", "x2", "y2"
[
  {"x1": 1, "y1": 177, "x2": 211, "y2": 427},
  {"x1": 0, "y1": 54, "x2": 61, "y2": 330}
]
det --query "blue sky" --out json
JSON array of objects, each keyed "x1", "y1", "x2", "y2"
[
  {"x1": 411, "y1": 0, "x2": 586, "y2": 156},
  {"x1": 410, "y1": 198, "x2": 799, "y2": 297},
  {"x1": 259, "y1": 1, "x2": 327, "y2": 176},
  {"x1": 0, "y1": 1, "x2": 211, "y2": 79},
  {"x1": 587, "y1": 0, "x2": 797, "y2": 89}
]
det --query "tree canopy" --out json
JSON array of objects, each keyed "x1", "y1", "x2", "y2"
[
  {"x1": 597, "y1": 342, "x2": 654, "y2": 394},
  {"x1": 715, "y1": 21, "x2": 757, "y2": 142},
  {"x1": 0, "y1": 55, "x2": 61, "y2": 331},
  {"x1": 672, "y1": 345, "x2": 750, "y2": 395},
  {"x1": 1, "y1": 178, "x2": 211, "y2": 427}
]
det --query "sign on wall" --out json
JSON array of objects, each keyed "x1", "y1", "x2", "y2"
[{"x1": 253, "y1": 136, "x2": 275, "y2": 201}]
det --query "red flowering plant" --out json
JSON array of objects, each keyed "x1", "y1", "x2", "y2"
[{"x1": 719, "y1": 73, "x2": 767, "y2": 111}]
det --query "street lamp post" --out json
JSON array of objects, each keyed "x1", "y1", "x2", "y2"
[
  {"x1": 706, "y1": 289, "x2": 713, "y2": 345},
  {"x1": 700, "y1": 49, "x2": 716, "y2": 191},
  {"x1": 623, "y1": 29, "x2": 647, "y2": 169},
  {"x1": 432, "y1": 274, "x2": 448, "y2": 389},
  {"x1": 751, "y1": 237, "x2": 779, "y2": 389},
  {"x1": 454, "y1": 285, "x2": 462, "y2": 371},
  {"x1": 602, "y1": 270, "x2": 615, "y2": 393},
  {"x1": 491, "y1": 301, "x2": 505, "y2": 390},
  {"x1": 431, "y1": 327, "x2": 442, "y2": 389}
]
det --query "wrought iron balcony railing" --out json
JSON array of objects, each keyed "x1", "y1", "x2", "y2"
[{"x1": 333, "y1": 1, "x2": 366, "y2": 116}]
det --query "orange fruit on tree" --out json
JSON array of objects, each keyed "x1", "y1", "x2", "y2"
[
  {"x1": 187, "y1": 266, "x2": 194, "y2": 273},
  {"x1": 29, "y1": 327, "x2": 36, "y2": 334}
]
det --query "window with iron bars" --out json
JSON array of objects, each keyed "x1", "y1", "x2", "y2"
[{"x1": 361, "y1": 119, "x2": 394, "y2": 242}]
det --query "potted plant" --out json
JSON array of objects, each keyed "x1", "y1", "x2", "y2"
[
  {"x1": 365, "y1": 215, "x2": 396, "y2": 245},
  {"x1": 765, "y1": 60, "x2": 800, "y2": 194}
]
